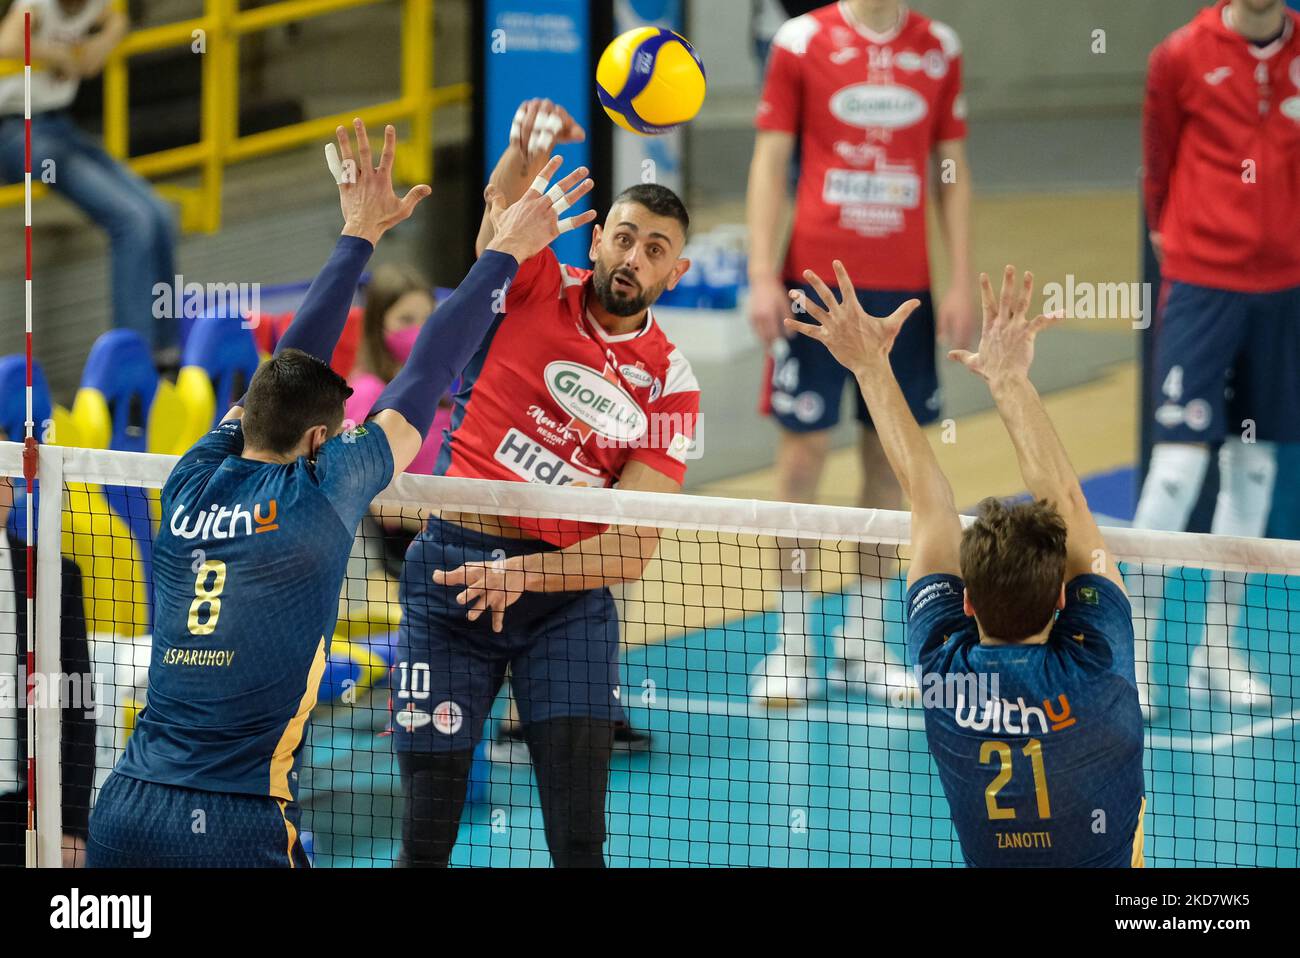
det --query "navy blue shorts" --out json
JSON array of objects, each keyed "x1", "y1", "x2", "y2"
[
  {"x1": 86, "y1": 772, "x2": 309, "y2": 868},
  {"x1": 1151, "y1": 281, "x2": 1300, "y2": 443},
  {"x1": 763, "y1": 286, "x2": 940, "y2": 432},
  {"x1": 393, "y1": 518, "x2": 624, "y2": 754}
]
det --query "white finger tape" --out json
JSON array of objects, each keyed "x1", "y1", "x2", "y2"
[
  {"x1": 529, "y1": 173, "x2": 551, "y2": 195},
  {"x1": 510, "y1": 104, "x2": 526, "y2": 148},
  {"x1": 557, "y1": 216, "x2": 580, "y2": 234},
  {"x1": 528, "y1": 111, "x2": 562, "y2": 154},
  {"x1": 325, "y1": 143, "x2": 345, "y2": 185}
]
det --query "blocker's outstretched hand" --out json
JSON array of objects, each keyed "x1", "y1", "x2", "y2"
[
  {"x1": 327, "y1": 118, "x2": 431, "y2": 246},
  {"x1": 784, "y1": 261, "x2": 922, "y2": 377},
  {"x1": 484, "y1": 155, "x2": 597, "y2": 263},
  {"x1": 947, "y1": 266, "x2": 1063, "y2": 385}
]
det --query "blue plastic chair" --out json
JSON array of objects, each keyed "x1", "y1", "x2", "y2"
[{"x1": 176, "y1": 316, "x2": 261, "y2": 435}]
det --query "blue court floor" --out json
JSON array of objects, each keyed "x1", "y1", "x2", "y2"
[{"x1": 302, "y1": 568, "x2": 1298, "y2": 868}]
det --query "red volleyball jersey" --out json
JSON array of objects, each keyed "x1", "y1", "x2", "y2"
[
  {"x1": 437, "y1": 248, "x2": 700, "y2": 546},
  {"x1": 756, "y1": 2, "x2": 967, "y2": 290},
  {"x1": 1144, "y1": 0, "x2": 1300, "y2": 293}
]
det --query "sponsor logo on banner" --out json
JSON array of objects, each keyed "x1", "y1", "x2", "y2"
[
  {"x1": 494, "y1": 428, "x2": 608, "y2": 487},
  {"x1": 545, "y1": 361, "x2": 648, "y2": 442},
  {"x1": 830, "y1": 83, "x2": 928, "y2": 129},
  {"x1": 823, "y1": 168, "x2": 921, "y2": 207}
]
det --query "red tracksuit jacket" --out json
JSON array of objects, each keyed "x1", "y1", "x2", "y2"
[{"x1": 1144, "y1": 1, "x2": 1300, "y2": 293}]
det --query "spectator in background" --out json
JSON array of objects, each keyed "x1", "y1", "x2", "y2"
[
  {"x1": 346, "y1": 264, "x2": 447, "y2": 577},
  {"x1": 0, "y1": 432, "x2": 97, "y2": 867},
  {"x1": 747, "y1": 0, "x2": 974, "y2": 708},
  {"x1": 0, "y1": 1, "x2": 180, "y2": 368}
]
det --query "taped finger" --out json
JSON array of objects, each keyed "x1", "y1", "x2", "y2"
[
  {"x1": 529, "y1": 111, "x2": 562, "y2": 155},
  {"x1": 325, "y1": 143, "x2": 346, "y2": 185},
  {"x1": 510, "y1": 104, "x2": 526, "y2": 150}
]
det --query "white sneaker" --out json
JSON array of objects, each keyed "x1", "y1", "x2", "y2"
[
  {"x1": 1189, "y1": 641, "x2": 1271, "y2": 712},
  {"x1": 827, "y1": 625, "x2": 920, "y2": 708},
  {"x1": 750, "y1": 640, "x2": 820, "y2": 709}
]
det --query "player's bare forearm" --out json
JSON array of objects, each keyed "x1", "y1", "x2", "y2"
[
  {"x1": 75, "y1": 10, "x2": 127, "y2": 76},
  {"x1": 516, "y1": 525, "x2": 661, "y2": 592},
  {"x1": 854, "y1": 367, "x2": 957, "y2": 518},
  {"x1": 934, "y1": 143, "x2": 972, "y2": 286},
  {"x1": 988, "y1": 374, "x2": 1082, "y2": 511},
  {"x1": 745, "y1": 133, "x2": 794, "y2": 282},
  {"x1": 476, "y1": 148, "x2": 533, "y2": 255}
]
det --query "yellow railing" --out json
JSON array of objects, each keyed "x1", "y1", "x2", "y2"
[{"x1": 0, "y1": 0, "x2": 469, "y2": 233}]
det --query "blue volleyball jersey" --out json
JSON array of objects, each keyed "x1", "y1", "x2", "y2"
[
  {"x1": 114, "y1": 418, "x2": 393, "y2": 802},
  {"x1": 906, "y1": 573, "x2": 1145, "y2": 867}
]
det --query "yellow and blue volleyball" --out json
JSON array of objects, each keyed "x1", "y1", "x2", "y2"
[{"x1": 596, "y1": 27, "x2": 707, "y2": 136}]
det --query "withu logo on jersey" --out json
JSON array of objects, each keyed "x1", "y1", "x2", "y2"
[
  {"x1": 953, "y1": 692, "x2": 1076, "y2": 735},
  {"x1": 168, "y1": 499, "x2": 278, "y2": 541}
]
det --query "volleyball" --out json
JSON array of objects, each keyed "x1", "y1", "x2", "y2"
[{"x1": 596, "y1": 27, "x2": 707, "y2": 136}]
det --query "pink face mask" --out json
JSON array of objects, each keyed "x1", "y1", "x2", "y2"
[{"x1": 383, "y1": 324, "x2": 422, "y2": 366}]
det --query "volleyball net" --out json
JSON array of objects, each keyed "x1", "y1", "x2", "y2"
[{"x1": 2, "y1": 441, "x2": 1297, "y2": 867}]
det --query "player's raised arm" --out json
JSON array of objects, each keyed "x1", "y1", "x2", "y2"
[
  {"x1": 370, "y1": 156, "x2": 596, "y2": 476},
  {"x1": 475, "y1": 99, "x2": 587, "y2": 257},
  {"x1": 786, "y1": 262, "x2": 963, "y2": 588},
  {"x1": 949, "y1": 267, "x2": 1125, "y2": 593},
  {"x1": 220, "y1": 120, "x2": 430, "y2": 423}
]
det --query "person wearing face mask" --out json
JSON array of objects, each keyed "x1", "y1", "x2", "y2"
[
  {"x1": 346, "y1": 266, "x2": 449, "y2": 577},
  {"x1": 347, "y1": 265, "x2": 449, "y2": 477}
]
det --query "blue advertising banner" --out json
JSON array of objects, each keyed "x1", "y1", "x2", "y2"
[{"x1": 483, "y1": 0, "x2": 594, "y2": 264}]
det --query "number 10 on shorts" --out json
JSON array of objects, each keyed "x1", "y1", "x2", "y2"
[{"x1": 396, "y1": 661, "x2": 430, "y2": 700}]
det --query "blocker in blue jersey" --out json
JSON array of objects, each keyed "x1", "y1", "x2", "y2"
[
  {"x1": 86, "y1": 122, "x2": 595, "y2": 867},
  {"x1": 785, "y1": 263, "x2": 1144, "y2": 867}
]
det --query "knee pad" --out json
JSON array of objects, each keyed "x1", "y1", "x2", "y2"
[
  {"x1": 1212, "y1": 439, "x2": 1277, "y2": 538},
  {"x1": 1134, "y1": 443, "x2": 1210, "y2": 532},
  {"x1": 397, "y1": 749, "x2": 475, "y2": 868}
]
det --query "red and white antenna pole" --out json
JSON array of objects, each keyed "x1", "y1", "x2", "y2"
[{"x1": 22, "y1": 9, "x2": 38, "y2": 869}]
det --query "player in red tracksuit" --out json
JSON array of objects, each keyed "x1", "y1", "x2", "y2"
[
  {"x1": 1132, "y1": 0, "x2": 1300, "y2": 715},
  {"x1": 746, "y1": 0, "x2": 974, "y2": 708}
]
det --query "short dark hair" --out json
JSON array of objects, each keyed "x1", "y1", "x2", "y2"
[
  {"x1": 241, "y1": 348, "x2": 351, "y2": 455},
  {"x1": 612, "y1": 183, "x2": 690, "y2": 238},
  {"x1": 959, "y1": 497, "x2": 1068, "y2": 641}
]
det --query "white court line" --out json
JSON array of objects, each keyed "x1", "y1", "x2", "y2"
[
  {"x1": 651, "y1": 695, "x2": 1298, "y2": 753},
  {"x1": 1145, "y1": 707, "x2": 1300, "y2": 753}
]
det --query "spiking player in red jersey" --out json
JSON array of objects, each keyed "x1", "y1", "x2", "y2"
[
  {"x1": 393, "y1": 99, "x2": 700, "y2": 867},
  {"x1": 746, "y1": 0, "x2": 974, "y2": 708},
  {"x1": 1131, "y1": 0, "x2": 1300, "y2": 715}
]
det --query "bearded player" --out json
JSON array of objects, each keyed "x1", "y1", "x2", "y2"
[
  {"x1": 85, "y1": 122, "x2": 589, "y2": 867},
  {"x1": 393, "y1": 99, "x2": 700, "y2": 868},
  {"x1": 747, "y1": 0, "x2": 975, "y2": 708}
]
